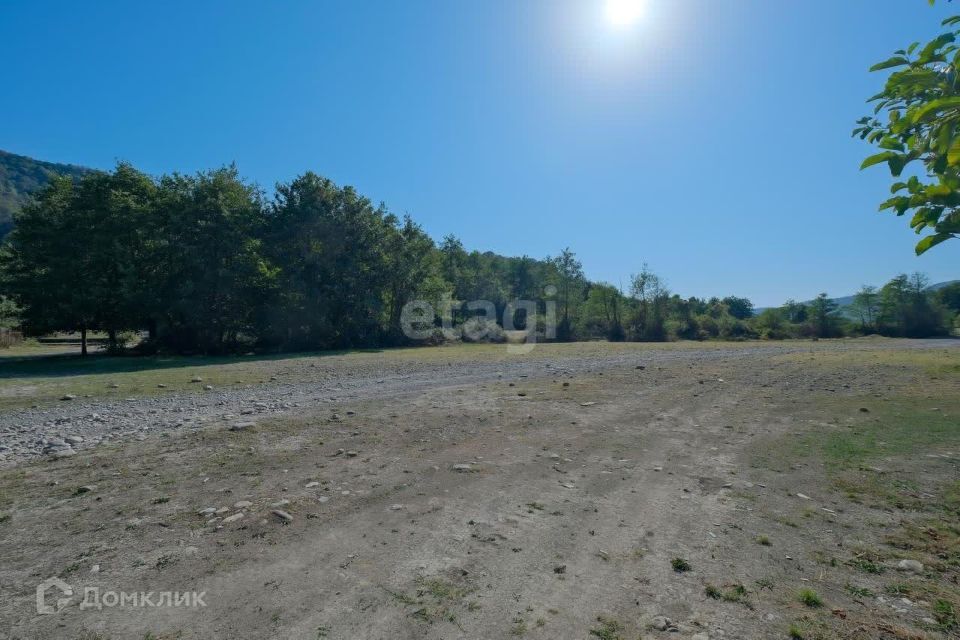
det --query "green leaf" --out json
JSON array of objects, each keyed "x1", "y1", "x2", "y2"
[
  {"x1": 915, "y1": 233, "x2": 952, "y2": 254},
  {"x1": 908, "y1": 96, "x2": 960, "y2": 124},
  {"x1": 860, "y1": 151, "x2": 898, "y2": 170},
  {"x1": 948, "y1": 137, "x2": 960, "y2": 165},
  {"x1": 870, "y1": 56, "x2": 910, "y2": 72}
]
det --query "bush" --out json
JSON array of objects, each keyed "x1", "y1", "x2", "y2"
[{"x1": 460, "y1": 318, "x2": 506, "y2": 343}]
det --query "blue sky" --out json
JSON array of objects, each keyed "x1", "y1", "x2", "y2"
[{"x1": 2, "y1": 0, "x2": 958, "y2": 306}]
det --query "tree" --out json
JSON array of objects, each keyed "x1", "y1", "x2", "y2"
[
  {"x1": 582, "y1": 283, "x2": 626, "y2": 341},
  {"x1": 1, "y1": 176, "x2": 98, "y2": 354},
  {"x1": 807, "y1": 293, "x2": 839, "y2": 338},
  {"x1": 549, "y1": 248, "x2": 584, "y2": 341},
  {"x1": 154, "y1": 167, "x2": 275, "y2": 353},
  {"x1": 721, "y1": 296, "x2": 754, "y2": 320},
  {"x1": 629, "y1": 265, "x2": 670, "y2": 341},
  {"x1": 855, "y1": 10, "x2": 960, "y2": 254},
  {"x1": 935, "y1": 281, "x2": 960, "y2": 311},
  {"x1": 265, "y1": 172, "x2": 391, "y2": 350},
  {"x1": 850, "y1": 285, "x2": 880, "y2": 332}
]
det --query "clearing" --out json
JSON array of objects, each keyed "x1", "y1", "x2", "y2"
[{"x1": 0, "y1": 338, "x2": 958, "y2": 639}]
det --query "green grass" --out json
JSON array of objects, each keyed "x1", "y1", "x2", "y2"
[
  {"x1": 588, "y1": 617, "x2": 624, "y2": 640},
  {"x1": 671, "y1": 557, "x2": 691, "y2": 573},
  {"x1": 797, "y1": 588, "x2": 823, "y2": 608}
]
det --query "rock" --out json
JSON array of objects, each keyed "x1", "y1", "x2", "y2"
[
  {"x1": 305, "y1": 481, "x2": 320, "y2": 489},
  {"x1": 74, "y1": 485, "x2": 95, "y2": 494},
  {"x1": 897, "y1": 559, "x2": 924, "y2": 573},
  {"x1": 229, "y1": 422, "x2": 255, "y2": 432},
  {"x1": 204, "y1": 385, "x2": 214, "y2": 391},
  {"x1": 691, "y1": 634, "x2": 709, "y2": 640},
  {"x1": 222, "y1": 512, "x2": 244, "y2": 524},
  {"x1": 61, "y1": 395, "x2": 76, "y2": 401},
  {"x1": 271, "y1": 509, "x2": 293, "y2": 523},
  {"x1": 234, "y1": 500, "x2": 253, "y2": 509},
  {"x1": 191, "y1": 377, "x2": 203, "y2": 383},
  {"x1": 197, "y1": 507, "x2": 217, "y2": 516},
  {"x1": 318, "y1": 496, "x2": 329, "y2": 503},
  {"x1": 90, "y1": 564, "x2": 100, "y2": 574},
  {"x1": 389, "y1": 504, "x2": 403, "y2": 511},
  {"x1": 651, "y1": 616, "x2": 671, "y2": 631},
  {"x1": 345, "y1": 450, "x2": 359, "y2": 458},
  {"x1": 452, "y1": 464, "x2": 473, "y2": 472},
  {"x1": 796, "y1": 493, "x2": 812, "y2": 500},
  {"x1": 271, "y1": 499, "x2": 290, "y2": 507},
  {"x1": 215, "y1": 506, "x2": 230, "y2": 514},
  {"x1": 157, "y1": 384, "x2": 167, "y2": 388},
  {"x1": 580, "y1": 402, "x2": 597, "y2": 407},
  {"x1": 64, "y1": 435, "x2": 84, "y2": 445}
]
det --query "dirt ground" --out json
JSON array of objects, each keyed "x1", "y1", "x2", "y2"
[{"x1": 1, "y1": 339, "x2": 958, "y2": 640}]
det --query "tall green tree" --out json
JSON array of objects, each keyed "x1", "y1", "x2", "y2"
[
  {"x1": 851, "y1": 285, "x2": 880, "y2": 332},
  {"x1": 550, "y1": 248, "x2": 584, "y2": 341},
  {"x1": 807, "y1": 293, "x2": 839, "y2": 338},
  {"x1": 153, "y1": 167, "x2": 274, "y2": 353},
  {"x1": 266, "y1": 172, "x2": 391, "y2": 349},
  {"x1": 1, "y1": 176, "x2": 98, "y2": 354}
]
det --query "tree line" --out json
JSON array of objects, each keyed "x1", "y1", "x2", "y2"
[{"x1": 0, "y1": 163, "x2": 956, "y2": 355}]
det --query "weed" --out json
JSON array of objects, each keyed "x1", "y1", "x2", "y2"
[
  {"x1": 589, "y1": 617, "x2": 624, "y2": 640},
  {"x1": 671, "y1": 557, "x2": 691, "y2": 573},
  {"x1": 845, "y1": 584, "x2": 874, "y2": 598},
  {"x1": 798, "y1": 589, "x2": 823, "y2": 608}
]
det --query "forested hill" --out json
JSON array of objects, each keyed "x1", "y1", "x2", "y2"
[{"x1": 0, "y1": 150, "x2": 94, "y2": 238}]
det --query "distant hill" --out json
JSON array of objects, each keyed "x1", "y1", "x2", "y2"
[
  {"x1": 0, "y1": 150, "x2": 95, "y2": 238},
  {"x1": 756, "y1": 280, "x2": 959, "y2": 315}
]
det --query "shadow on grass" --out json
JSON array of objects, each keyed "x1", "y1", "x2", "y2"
[{"x1": 0, "y1": 345, "x2": 386, "y2": 380}]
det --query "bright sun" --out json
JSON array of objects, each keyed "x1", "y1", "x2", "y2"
[{"x1": 605, "y1": 0, "x2": 645, "y2": 28}]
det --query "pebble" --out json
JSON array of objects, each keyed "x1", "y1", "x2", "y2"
[
  {"x1": 389, "y1": 504, "x2": 403, "y2": 511},
  {"x1": 60, "y1": 395, "x2": 76, "y2": 401},
  {"x1": 652, "y1": 616, "x2": 671, "y2": 631},
  {"x1": 234, "y1": 500, "x2": 253, "y2": 509},
  {"x1": 452, "y1": 464, "x2": 473, "y2": 472},
  {"x1": 271, "y1": 509, "x2": 293, "y2": 523},
  {"x1": 305, "y1": 481, "x2": 320, "y2": 489},
  {"x1": 896, "y1": 559, "x2": 923, "y2": 573},
  {"x1": 222, "y1": 512, "x2": 244, "y2": 524},
  {"x1": 229, "y1": 422, "x2": 255, "y2": 432}
]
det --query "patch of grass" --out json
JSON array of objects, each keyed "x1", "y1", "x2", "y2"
[
  {"x1": 849, "y1": 557, "x2": 886, "y2": 575},
  {"x1": 845, "y1": 584, "x2": 874, "y2": 598},
  {"x1": 755, "y1": 535, "x2": 771, "y2": 546},
  {"x1": 589, "y1": 617, "x2": 624, "y2": 640},
  {"x1": 510, "y1": 618, "x2": 527, "y2": 636},
  {"x1": 798, "y1": 588, "x2": 823, "y2": 608},
  {"x1": 934, "y1": 599, "x2": 957, "y2": 630},
  {"x1": 705, "y1": 583, "x2": 751, "y2": 608},
  {"x1": 671, "y1": 557, "x2": 691, "y2": 573}
]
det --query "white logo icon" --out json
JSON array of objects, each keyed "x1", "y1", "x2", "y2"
[{"x1": 36, "y1": 577, "x2": 73, "y2": 614}]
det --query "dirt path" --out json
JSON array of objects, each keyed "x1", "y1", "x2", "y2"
[{"x1": 1, "y1": 339, "x2": 958, "y2": 639}]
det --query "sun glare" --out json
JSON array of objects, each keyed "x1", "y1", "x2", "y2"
[{"x1": 605, "y1": 0, "x2": 645, "y2": 28}]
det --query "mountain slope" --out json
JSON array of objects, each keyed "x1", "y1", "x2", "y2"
[{"x1": 0, "y1": 150, "x2": 94, "y2": 237}]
